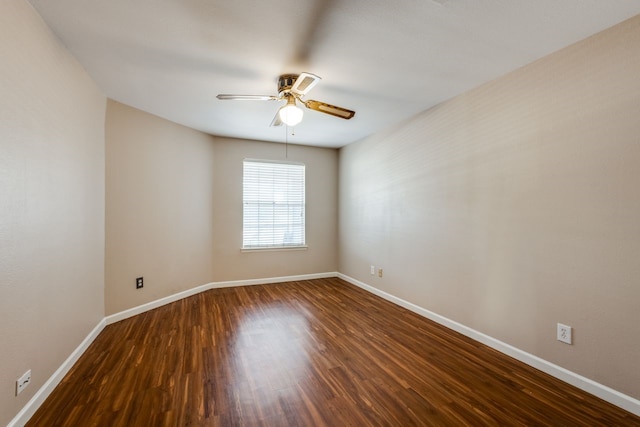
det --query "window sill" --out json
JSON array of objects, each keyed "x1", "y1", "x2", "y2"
[{"x1": 241, "y1": 246, "x2": 308, "y2": 253}]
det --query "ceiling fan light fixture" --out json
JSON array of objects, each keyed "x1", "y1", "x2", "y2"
[{"x1": 278, "y1": 98, "x2": 303, "y2": 126}]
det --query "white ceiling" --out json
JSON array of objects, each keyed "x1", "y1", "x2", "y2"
[{"x1": 28, "y1": 0, "x2": 640, "y2": 148}]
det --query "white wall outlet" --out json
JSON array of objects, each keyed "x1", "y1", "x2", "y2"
[
  {"x1": 16, "y1": 369, "x2": 31, "y2": 395},
  {"x1": 370, "y1": 265, "x2": 375, "y2": 275},
  {"x1": 378, "y1": 268, "x2": 383, "y2": 278},
  {"x1": 557, "y1": 323, "x2": 572, "y2": 345}
]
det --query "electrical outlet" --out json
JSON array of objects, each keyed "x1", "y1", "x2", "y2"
[
  {"x1": 378, "y1": 268, "x2": 383, "y2": 278},
  {"x1": 136, "y1": 277, "x2": 143, "y2": 289},
  {"x1": 16, "y1": 370, "x2": 31, "y2": 395},
  {"x1": 370, "y1": 265, "x2": 375, "y2": 275},
  {"x1": 557, "y1": 323, "x2": 572, "y2": 345}
]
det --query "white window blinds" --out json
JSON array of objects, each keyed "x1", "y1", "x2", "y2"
[{"x1": 243, "y1": 160, "x2": 305, "y2": 249}]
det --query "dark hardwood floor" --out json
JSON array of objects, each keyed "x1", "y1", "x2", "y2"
[{"x1": 28, "y1": 278, "x2": 640, "y2": 426}]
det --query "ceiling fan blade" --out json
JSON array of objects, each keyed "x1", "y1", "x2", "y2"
[
  {"x1": 270, "y1": 110, "x2": 283, "y2": 127},
  {"x1": 290, "y1": 72, "x2": 321, "y2": 96},
  {"x1": 216, "y1": 94, "x2": 278, "y2": 101},
  {"x1": 304, "y1": 100, "x2": 355, "y2": 119}
]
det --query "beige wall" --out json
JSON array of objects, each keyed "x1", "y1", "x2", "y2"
[
  {"x1": 0, "y1": 1, "x2": 106, "y2": 425},
  {"x1": 212, "y1": 138, "x2": 338, "y2": 281},
  {"x1": 339, "y1": 15, "x2": 640, "y2": 399},
  {"x1": 105, "y1": 107, "x2": 339, "y2": 312},
  {"x1": 105, "y1": 100, "x2": 217, "y2": 314}
]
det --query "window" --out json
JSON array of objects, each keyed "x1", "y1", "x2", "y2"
[{"x1": 243, "y1": 160, "x2": 305, "y2": 249}]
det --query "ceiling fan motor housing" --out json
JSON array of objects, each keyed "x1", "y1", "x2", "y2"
[{"x1": 278, "y1": 74, "x2": 299, "y2": 95}]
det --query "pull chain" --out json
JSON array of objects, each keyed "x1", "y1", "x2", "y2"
[{"x1": 285, "y1": 126, "x2": 296, "y2": 159}]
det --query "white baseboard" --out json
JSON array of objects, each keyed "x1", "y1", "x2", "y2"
[
  {"x1": 8, "y1": 319, "x2": 106, "y2": 427},
  {"x1": 105, "y1": 272, "x2": 338, "y2": 325},
  {"x1": 337, "y1": 273, "x2": 640, "y2": 417}
]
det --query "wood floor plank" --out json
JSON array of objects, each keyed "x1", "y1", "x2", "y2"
[{"x1": 27, "y1": 278, "x2": 640, "y2": 426}]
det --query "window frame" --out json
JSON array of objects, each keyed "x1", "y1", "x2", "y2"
[{"x1": 241, "y1": 159, "x2": 307, "y2": 251}]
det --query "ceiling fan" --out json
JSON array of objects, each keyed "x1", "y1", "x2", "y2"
[{"x1": 216, "y1": 73, "x2": 355, "y2": 127}]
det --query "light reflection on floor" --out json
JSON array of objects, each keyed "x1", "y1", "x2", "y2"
[{"x1": 227, "y1": 302, "x2": 314, "y2": 414}]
